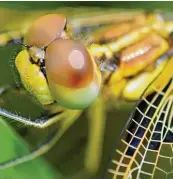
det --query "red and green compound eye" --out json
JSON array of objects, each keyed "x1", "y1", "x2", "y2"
[{"x1": 46, "y1": 39, "x2": 102, "y2": 109}]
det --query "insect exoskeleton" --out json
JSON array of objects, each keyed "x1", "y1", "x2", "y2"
[
  {"x1": 87, "y1": 12, "x2": 173, "y2": 101},
  {"x1": 15, "y1": 13, "x2": 102, "y2": 109}
]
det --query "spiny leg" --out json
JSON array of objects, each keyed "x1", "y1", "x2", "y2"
[
  {"x1": 0, "y1": 84, "x2": 79, "y2": 128},
  {"x1": 0, "y1": 84, "x2": 106, "y2": 173},
  {"x1": 0, "y1": 109, "x2": 82, "y2": 169}
]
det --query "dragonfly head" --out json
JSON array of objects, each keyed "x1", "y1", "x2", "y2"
[{"x1": 16, "y1": 13, "x2": 102, "y2": 109}]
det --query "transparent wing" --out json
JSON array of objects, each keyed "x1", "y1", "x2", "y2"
[{"x1": 106, "y1": 59, "x2": 173, "y2": 179}]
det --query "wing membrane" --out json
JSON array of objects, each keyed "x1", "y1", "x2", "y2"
[{"x1": 106, "y1": 60, "x2": 173, "y2": 179}]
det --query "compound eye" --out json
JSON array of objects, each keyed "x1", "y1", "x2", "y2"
[
  {"x1": 46, "y1": 39, "x2": 94, "y2": 88},
  {"x1": 25, "y1": 14, "x2": 66, "y2": 47},
  {"x1": 46, "y1": 39, "x2": 101, "y2": 109}
]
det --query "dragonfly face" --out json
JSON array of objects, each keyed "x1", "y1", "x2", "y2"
[{"x1": 15, "y1": 13, "x2": 101, "y2": 109}]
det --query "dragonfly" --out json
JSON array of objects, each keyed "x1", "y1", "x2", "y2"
[{"x1": 0, "y1": 6, "x2": 172, "y2": 178}]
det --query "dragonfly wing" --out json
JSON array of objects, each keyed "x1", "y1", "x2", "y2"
[{"x1": 106, "y1": 59, "x2": 173, "y2": 179}]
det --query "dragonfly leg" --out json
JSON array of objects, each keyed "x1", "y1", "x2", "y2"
[
  {"x1": 0, "y1": 31, "x2": 23, "y2": 47},
  {"x1": 0, "y1": 84, "x2": 81, "y2": 128},
  {"x1": 84, "y1": 98, "x2": 106, "y2": 174},
  {"x1": 0, "y1": 109, "x2": 81, "y2": 169}
]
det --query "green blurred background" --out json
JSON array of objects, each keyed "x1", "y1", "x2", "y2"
[
  {"x1": 1, "y1": 1, "x2": 173, "y2": 11},
  {"x1": 0, "y1": 1, "x2": 172, "y2": 179}
]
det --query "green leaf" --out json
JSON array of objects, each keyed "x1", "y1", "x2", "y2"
[{"x1": 0, "y1": 117, "x2": 62, "y2": 179}]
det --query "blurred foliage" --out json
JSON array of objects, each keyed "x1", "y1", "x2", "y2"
[
  {"x1": 0, "y1": 117, "x2": 60, "y2": 179},
  {"x1": 0, "y1": 2, "x2": 173, "y2": 11}
]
